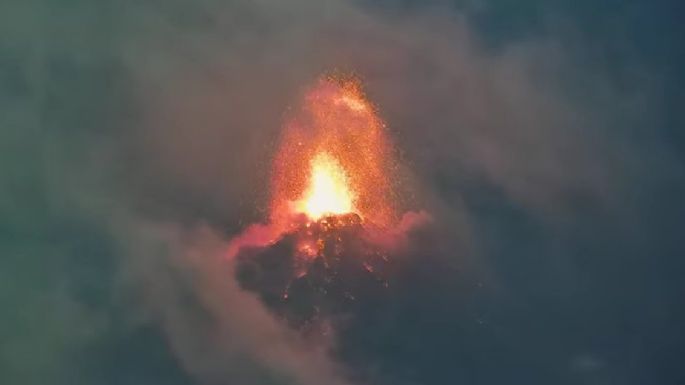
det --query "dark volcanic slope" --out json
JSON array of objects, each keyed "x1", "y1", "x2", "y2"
[{"x1": 235, "y1": 214, "x2": 393, "y2": 329}]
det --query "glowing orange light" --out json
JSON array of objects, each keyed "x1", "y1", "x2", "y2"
[
  {"x1": 270, "y1": 76, "x2": 400, "y2": 227},
  {"x1": 296, "y1": 152, "x2": 355, "y2": 220}
]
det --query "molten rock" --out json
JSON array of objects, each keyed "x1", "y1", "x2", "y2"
[{"x1": 236, "y1": 213, "x2": 392, "y2": 330}]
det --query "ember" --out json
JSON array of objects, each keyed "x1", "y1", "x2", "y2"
[{"x1": 232, "y1": 75, "x2": 423, "y2": 330}]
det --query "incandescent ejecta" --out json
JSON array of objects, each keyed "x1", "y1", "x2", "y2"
[{"x1": 229, "y1": 76, "x2": 429, "y2": 330}]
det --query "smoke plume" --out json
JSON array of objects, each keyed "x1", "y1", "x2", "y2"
[{"x1": 1, "y1": 0, "x2": 683, "y2": 385}]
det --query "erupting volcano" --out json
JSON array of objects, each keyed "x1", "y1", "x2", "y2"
[{"x1": 232, "y1": 76, "x2": 427, "y2": 329}]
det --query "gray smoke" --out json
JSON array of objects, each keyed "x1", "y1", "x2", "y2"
[{"x1": 1, "y1": 0, "x2": 682, "y2": 384}]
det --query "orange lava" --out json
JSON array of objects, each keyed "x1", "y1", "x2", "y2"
[
  {"x1": 270, "y1": 76, "x2": 398, "y2": 227},
  {"x1": 296, "y1": 152, "x2": 355, "y2": 220}
]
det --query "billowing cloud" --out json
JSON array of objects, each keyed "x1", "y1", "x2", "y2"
[{"x1": 1, "y1": 0, "x2": 683, "y2": 384}]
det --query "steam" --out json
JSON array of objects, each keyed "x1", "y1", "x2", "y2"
[
  {"x1": 1, "y1": 0, "x2": 679, "y2": 384},
  {"x1": 116, "y1": 217, "x2": 353, "y2": 385}
]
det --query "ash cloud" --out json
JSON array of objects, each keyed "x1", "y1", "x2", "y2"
[
  {"x1": 1, "y1": 0, "x2": 684, "y2": 385},
  {"x1": 115, "y1": 217, "x2": 353, "y2": 385}
]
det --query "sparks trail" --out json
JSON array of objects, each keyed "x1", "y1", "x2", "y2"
[
  {"x1": 231, "y1": 76, "x2": 427, "y2": 329},
  {"x1": 270, "y1": 76, "x2": 399, "y2": 227}
]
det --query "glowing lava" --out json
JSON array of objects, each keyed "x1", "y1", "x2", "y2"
[
  {"x1": 270, "y1": 76, "x2": 400, "y2": 227},
  {"x1": 232, "y1": 75, "x2": 428, "y2": 332},
  {"x1": 297, "y1": 152, "x2": 355, "y2": 220}
]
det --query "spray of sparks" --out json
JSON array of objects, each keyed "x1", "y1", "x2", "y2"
[
  {"x1": 233, "y1": 75, "x2": 427, "y2": 330},
  {"x1": 270, "y1": 76, "x2": 399, "y2": 227},
  {"x1": 296, "y1": 152, "x2": 355, "y2": 220}
]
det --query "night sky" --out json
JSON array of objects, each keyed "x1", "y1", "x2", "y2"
[{"x1": 1, "y1": 1, "x2": 684, "y2": 384}]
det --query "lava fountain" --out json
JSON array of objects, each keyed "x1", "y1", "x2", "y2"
[
  {"x1": 296, "y1": 151, "x2": 355, "y2": 220},
  {"x1": 270, "y1": 76, "x2": 399, "y2": 228},
  {"x1": 232, "y1": 76, "x2": 427, "y2": 330}
]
